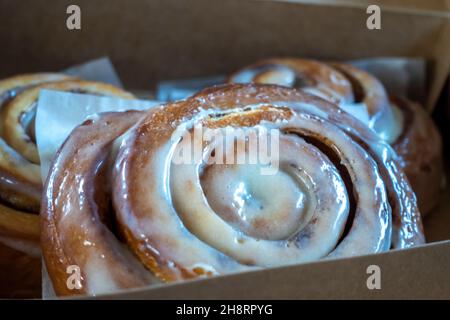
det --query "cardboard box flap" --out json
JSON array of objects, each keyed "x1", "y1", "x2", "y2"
[
  {"x1": 0, "y1": 0, "x2": 449, "y2": 110},
  {"x1": 96, "y1": 240, "x2": 450, "y2": 300}
]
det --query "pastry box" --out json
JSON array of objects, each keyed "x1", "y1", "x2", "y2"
[{"x1": 0, "y1": 0, "x2": 449, "y2": 299}]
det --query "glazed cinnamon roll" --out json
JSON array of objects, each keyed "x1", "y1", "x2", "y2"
[
  {"x1": 0, "y1": 74, "x2": 133, "y2": 298},
  {"x1": 42, "y1": 84, "x2": 424, "y2": 296},
  {"x1": 229, "y1": 59, "x2": 443, "y2": 214}
]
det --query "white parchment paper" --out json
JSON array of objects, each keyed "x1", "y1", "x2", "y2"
[
  {"x1": 63, "y1": 57, "x2": 124, "y2": 87},
  {"x1": 36, "y1": 91, "x2": 161, "y2": 178}
]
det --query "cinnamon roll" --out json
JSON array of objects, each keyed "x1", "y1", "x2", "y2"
[
  {"x1": 42, "y1": 84, "x2": 424, "y2": 296},
  {"x1": 0, "y1": 74, "x2": 133, "y2": 298},
  {"x1": 229, "y1": 58, "x2": 443, "y2": 215}
]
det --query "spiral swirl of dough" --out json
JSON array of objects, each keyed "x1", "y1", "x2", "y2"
[{"x1": 42, "y1": 84, "x2": 424, "y2": 296}]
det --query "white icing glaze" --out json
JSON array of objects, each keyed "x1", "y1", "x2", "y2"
[
  {"x1": 381, "y1": 102, "x2": 404, "y2": 144},
  {"x1": 113, "y1": 97, "x2": 393, "y2": 277},
  {"x1": 85, "y1": 253, "x2": 118, "y2": 295},
  {"x1": 339, "y1": 102, "x2": 370, "y2": 126},
  {"x1": 170, "y1": 127, "x2": 351, "y2": 265},
  {"x1": 254, "y1": 68, "x2": 296, "y2": 87}
]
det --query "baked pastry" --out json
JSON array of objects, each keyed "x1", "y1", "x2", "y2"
[
  {"x1": 0, "y1": 74, "x2": 134, "y2": 298},
  {"x1": 229, "y1": 59, "x2": 443, "y2": 215},
  {"x1": 42, "y1": 84, "x2": 424, "y2": 296},
  {"x1": 390, "y1": 96, "x2": 443, "y2": 214}
]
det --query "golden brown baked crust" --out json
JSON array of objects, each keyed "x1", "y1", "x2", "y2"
[
  {"x1": 0, "y1": 73, "x2": 70, "y2": 94},
  {"x1": 42, "y1": 84, "x2": 424, "y2": 296}
]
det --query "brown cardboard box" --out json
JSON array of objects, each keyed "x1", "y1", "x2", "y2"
[{"x1": 0, "y1": 0, "x2": 449, "y2": 299}]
